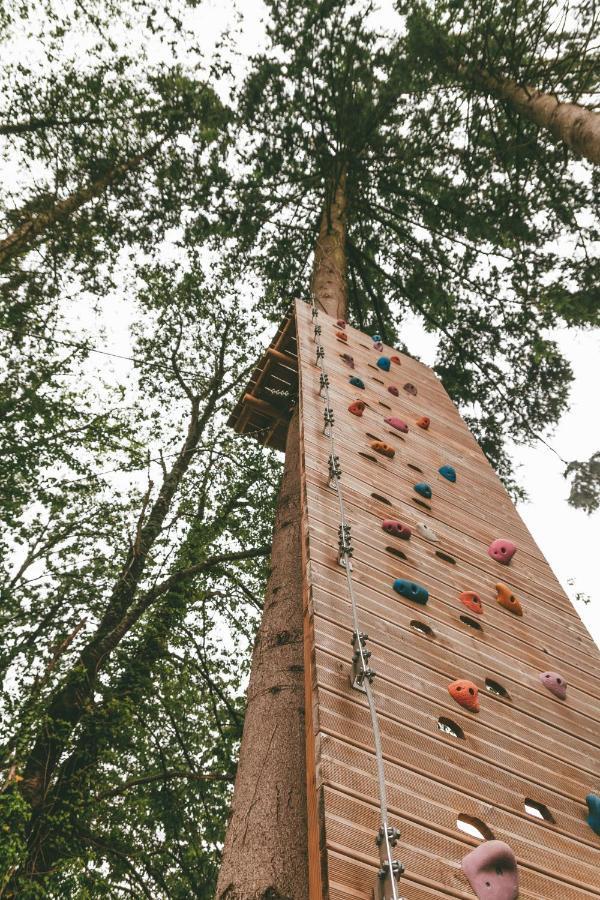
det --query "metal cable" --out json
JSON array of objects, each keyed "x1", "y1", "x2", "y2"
[{"x1": 306, "y1": 296, "x2": 402, "y2": 899}]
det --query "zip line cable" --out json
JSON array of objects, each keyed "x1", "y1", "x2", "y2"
[{"x1": 307, "y1": 297, "x2": 404, "y2": 898}]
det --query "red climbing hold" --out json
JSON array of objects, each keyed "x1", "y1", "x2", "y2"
[
  {"x1": 448, "y1": 679, "x2": 480, "y2": 712},
  {"x1": 336, "y1": 319, "x2": 346, "y2": 328},
  {"x1": 382, "y1": 520, "x2": 412, "y2": 540},
  {"x1": 391, "y1": 355, "x2": 401, "y2": 364},
  {"x1": 336, "y1": 331, "x2": 348, "y2": 342},
  {"x1": 371, "y1": 441, "x2": 395, "y2": 459},
  {"x1": 404, "y1": 383, "x2": 417, "y2": 396},
  {"x1": 384, "y1": 416, "x2": 409, "y2": 433},
  {"x1": 462, "y1": 840, "x2": 519, "y2": 900},
  {"x1": 495, "y1": 583, "x2": 523, "y2": 616},
  {"x1": 488, "y1": 538, "x2": 517, "y2": 565},
  {"x1": 459, "y1": 591, "x2": 483, "y2": 615},
  {"x1": 348, "y1": 401, "x2": 366, "y2": 417},
  {"x1": 539, "y1": 671, "x2": 567, "y2": 700},
  {"x1": 387, "y1": 386, "x2": 399, "y2": 397},
  {"x1": 416, "y1": 416, "x2": 430, "y2": 429}
]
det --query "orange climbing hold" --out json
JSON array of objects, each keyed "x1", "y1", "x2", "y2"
[
  {"x1": 495, "y1": 583, "x2": 523, "y2": 616},
  {"x1": 391, "y1": 355, "x2": 401, "y2": 364},
  {"x1": 448, "y1": 679, "x2": 480, "y2": 712},
  {"x1": 336, "y1": 331, "x2": 348, "y2": 342},
  {"x1": 459, "y1": 591, "x2": 483, "y2": 615},
  {"x1": 348, "y1": 401, "x2": 366, "y2": 417},
  {"x1": 371, "y1": 441, "x2": 395, "y2": 459},
  {"x1": 416, "y1": 416, "x2": 430, "y2": 429}
]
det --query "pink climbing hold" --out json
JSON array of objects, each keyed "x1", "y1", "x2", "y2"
[
  {"x1": 462, "y1": 840, "x2": 519, "y2": 900},
  {"x1": 384, "y1": 416, "x2": 409, "y2": 433},
  {"x1": 487, "y1": 539, "x2": 517, "y2": 565},
  {"x1": 373, "y1": 341, "x2": 384, "y2": 351},
  {"x1": 336, "y1": 319, "x2": 346, "y2": 328},
  {"x1": 382, "y1": 520, "x2": 412, "y2": 540},
  {"x1": 539, "y1": 671, "x2": 567, "y2": 700}
]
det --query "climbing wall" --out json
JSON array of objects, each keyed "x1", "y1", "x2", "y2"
[{"x1": 294, "y1": 299, "x2": 600, "y2": 899}]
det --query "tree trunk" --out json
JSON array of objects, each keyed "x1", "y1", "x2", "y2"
[
  {"x1": 311, "y1": 170, "x2": 349, "y2": 317},
  {"x1": 457, "y1": 63, "x2": 600, "y2": 165},
  {"x1": 0, "y1": 141, "x2": 161, "y2": 269},
  {"x1": 216, "y1": 173, "x2": 348, "y2": 899}
]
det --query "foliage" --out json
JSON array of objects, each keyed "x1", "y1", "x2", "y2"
[{"x1": 564, "y1": 451, "x2": 600, "y2": 513}]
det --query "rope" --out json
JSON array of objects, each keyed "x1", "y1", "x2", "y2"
[{"x1": 306, "y1": 296, "x2": 403, "y2": 898}]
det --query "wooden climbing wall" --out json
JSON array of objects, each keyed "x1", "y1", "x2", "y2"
[{"x1": 292, "y1": 300, "x2": 600, "y2": 899}]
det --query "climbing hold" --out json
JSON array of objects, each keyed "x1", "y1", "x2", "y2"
[
  {"x1": 349, "y1": 376, "x2": 365, "y2": 389},
  {"x1": 382, "y1": 520, "x2": 412, "y2": 540},
  {"x1": 373, "y1": 341, "x2": 384, "y2": 351},
  {"x1": 390, "y1": 355, "x2": 401, "y2": 364},
  {"x1": 404, "y1": 383, "x2": 417, "y2": 396},
  {"x1": 495, "y1": 583, "x2": 523, "y2": 616},
  {"x1": 341, "y1": 353, "x2": 355, "y2": 368},
  {"x1": 393, "y1": 579, "x2": 429, "y2": 605},
  {"x1": 384, "y1": 416, "x2": 409, "y2": 433},
  {"x1": 586, "y1": 793, "x2": 600, "y2": 836},
  {"x1": 372, "y1": 333, "x2": 381, "y2": 342},
  {"x1": 416, "y1": 522, "x2": 439, "y2": 542},
  {"x1": 387, "y1": 386, "x2": 399, "y2": 397},
  {"x1": 336, "y1": 330, "x2": 347, "y2": 342},
  {"x1": 376, "y1": 356, "x2": 391, "y2": 372},
  {"x1": 448, "y1": 679, "x2": 480, "y2": 712},
  {"x1": 488, "y1": 539, "x2": 517, "y2": 565},
  {"x1": 439, "y1": 465, "x2": 456, "y2": 483},
  {"x1": 416, "y1": 416, "x2": 430, "y2": 429},
  {"x1": 462, "y1": 840, "x2": 519, "y2": 900},
  {"x1": 414, "y1": 483, "x2": 432, "y2": 499},
  {"x1": 336, "y1": 319, "x2": 346, "y2": 328},
  {"x1": 459, "y1": 591, "x2": 483, "y2": 615},
  {"x1": 371, "y1": 441, "x2": 395, "y2": 459},
  {"x1": 348, "y1": 401, "x2": 366, "y2": 417},
  {"x1": 539, "y1": 671, "x2": 567, "y2": 700}
]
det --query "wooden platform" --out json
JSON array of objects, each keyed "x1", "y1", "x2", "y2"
[{"x1": 293, "y1": 300, "x2": 600, "y2": 899}]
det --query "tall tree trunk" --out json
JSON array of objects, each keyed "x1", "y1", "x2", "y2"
[
  {"x1": 0, "y1": 141, "x2": 161, "y2": 269},
  {"x1": 457, "y1": 63, "x2": 600, "y2": 165},
  {"x1": 216, "y1": 173, "x2": 348, "y2": 900}
]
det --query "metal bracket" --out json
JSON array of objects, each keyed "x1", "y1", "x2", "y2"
[
  {"x1": 328, "y1": 454, "x2": 342, "y2": 489},
  {"x1": 374, "y1": 827, "x2": 404, "y2": 900},
  {"x1": 315, "y1": 346, "x2": 325, "y2": 365},
  {"x1": 337, "y1": 523, "x2": 353, "y2": 568},
  {"x1": 351, "y1": 632, "x2": 373, "y2": 692},
  {"x1": 311, "y1": 306, "x2": 319, "y2": 318},
  {"x1": 314, "y1": 324, "x2": 322, "y2": 338},
  {"x1": 323, "y1": 405, "x2": 335, "y2": 436},
  {"x1": 319, "y1": 372, "x2": 330, "y2": 396}
]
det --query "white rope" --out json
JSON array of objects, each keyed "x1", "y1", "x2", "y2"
[{"x1": 306, "y1": 297, "x2": 402, "y2": 899}]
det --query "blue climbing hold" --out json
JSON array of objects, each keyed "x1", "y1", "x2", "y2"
[
  {"x1": 393, "y1": 579, "x2": 429, "y2": 605},
  {"x1": 586, "y1": 793, "x2": 600, "y2": 836},
  {"x1": 376, "y1": 356, "x2": 391, "y2": 372},
  {"x1": 372, "y1": 333, "x2": 381, "y2": 342},
  {"x1": 349, "y1": 376, "x2": 365, "y2": 389},
  {"x1": 439, "y1": 465, "x2": 456, "y2": 483},
  {"x1": 414, "y1": 482, "x2": 432, "y2": 499}
]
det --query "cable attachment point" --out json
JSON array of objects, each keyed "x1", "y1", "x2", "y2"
[
  {"x1": 323, "y1": 405, "x2": 335, "y2": 436},
  {"x1": 319, "y1": 372, "x2": 330, "y2": 396},
  {"x1": 351, "y1": 632, "x2": 374, "y2": 692},
  {"x1": 375, "y1": 827, "x2": 404, "y2": 900},
  {"x1": 337, "y1": 523, "x2": 353, "y2": 568},
  {"x1": 315, "y1": 345, "x2": 325, "y2": 365},
  {"x1": 314, "y1": 323, "x2": 322, "y2": 338},
  {"x1": 328, "y1": 454, "x2": 342, "y2": 489},
  {"x1": 311, "y1": 306, "x2": 319, "y2": 318}
]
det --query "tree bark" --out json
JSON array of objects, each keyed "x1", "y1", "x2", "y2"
[
  {"x1": 457, "y1": 63, "x2": 600, "y2": 165},
  {"x1": 0, "y1": 141, "x2": 161, "y2": 269},
  {"x1": 216, "y1": 173, "x2": 348, "y2": 900},
  {"x1": 311, "y1": 170, "x2": 349, "y2": 318}
]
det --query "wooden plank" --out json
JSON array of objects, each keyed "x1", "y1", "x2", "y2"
[{"x1": 293, "y1": 300, "x2": 600, "y2": 900}]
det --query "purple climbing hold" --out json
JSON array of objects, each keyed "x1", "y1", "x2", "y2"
[
  {"x1": 382, "y1": 520, "x2": 412, "y2": 540},
  {"x1": 341, "y1": 353, "x2": 355, "y2": 368},
  {"x1": 462, "y1": 840, "x2": 519, "y2": 900},
  {"x1": 373, "y1": 341, "x2": 384, "y2": 351},
  {"x1": 388, "y1": 386, "x2": 399, "y2": 397},
  {"x1": 487, "y1": 539, "x2": 517, "y2": 565},
  {"x1": 404, "y1": 382, "x2": 417, "y2": 396},
  {"x1": 539, "y1": 671, "x2": 567, "y2": 700},
  {"x1": 384, "y1": 416, "x2": 409, "y2": 433}
]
